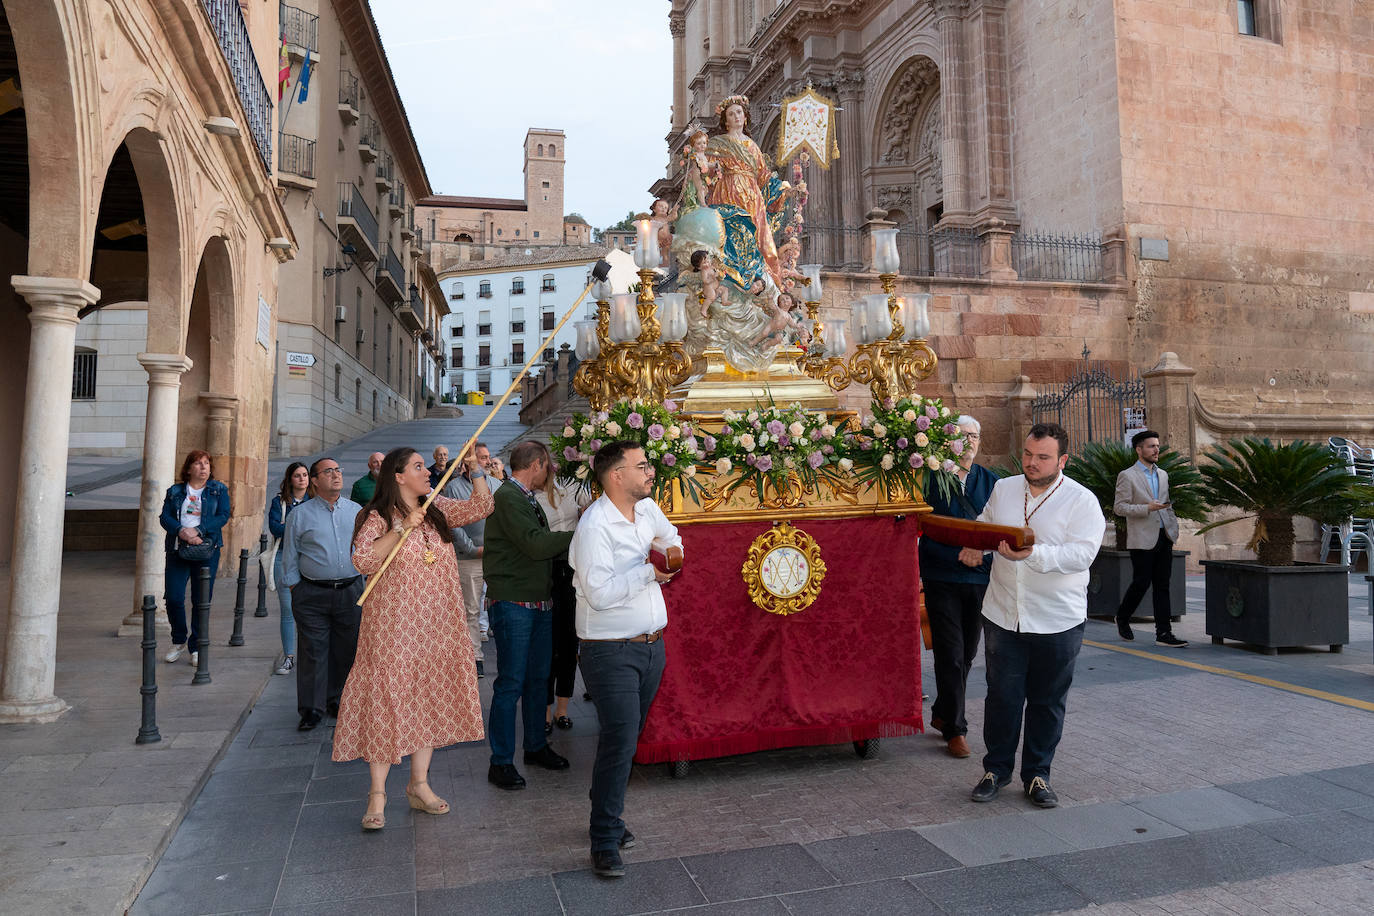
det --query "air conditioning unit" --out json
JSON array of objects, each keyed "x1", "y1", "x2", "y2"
[
  {"x1": 334, "y1": 306, "x2": 347, "y2": 323},
  {"x1": 356, "y1": 327, "x2": 366, "y2": 343}
]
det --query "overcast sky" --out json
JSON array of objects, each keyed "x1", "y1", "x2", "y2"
[{"x1": 372, "y1": 1, "x2": 673, "y2": 231}]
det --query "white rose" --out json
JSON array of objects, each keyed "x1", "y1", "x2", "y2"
[
  {"x1": 941, "y1": 407, "x2": 950, "y2": 417},
  {"x1": 667, "y1": 425, "x2": 681, "y2": 440},
  {"x1": 820, "y1": 424, "x2": 836, "y2": 439},
  {"x1": 873, "y1": 423, "x2": 887, "y2": 438},
  {"x1": 562, "y1": 425, "x2": 576, "y2": 437},
  {"x1": 758, "y1": 433, "x2": 769, "y2": 446},
  {"x1": 914, "y1": 432, "x2": 930, "y2": 447},
  {"x1": 604, "y1": 421, "x2": 622, "y2": 436},
  {"x1": 715, "y1": 457, "x2": 733, "y2": 474},
  {"x1": 581, "y1": 424, "x2": 595, "y2": 438},
  {"x1": 902, "y1": 409, "x2": 917, "y2": 422},
  {"x1": 739, "y1": 433, "x2": 756, "y2": 451},
  {"x1": 817, "y1": 414, "x2": 829, "y2": 426},
  {"x1": 684, "y1": 463, "x2": 697, "y2": 477},
  {"x1": 722, "y1": 409, "x2": 738, "y2": 422},
  {"x1": 838, "y1": 457, "x2": 854, "y2": 472},
  {"x1": 881, "y1": 454, "x2": 895, "y2": 471},
  {"x1": 575, "y1": 464, "x2": 589, "y2": 479},
  {"x1": 926, "y1": 456, "x2": 940, "y2": 470},
  {"x1": 747, "y1": 411, "x2": 759, "y2": 423},
  {"x1": 788, "y1": 421, "x2": 806, "y2": 438}
]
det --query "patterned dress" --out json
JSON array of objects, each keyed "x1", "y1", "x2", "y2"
[{"x1": 332, "y1": 492, "x2": 494, "y2": 764}]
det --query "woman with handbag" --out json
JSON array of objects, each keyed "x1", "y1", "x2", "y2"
[
  {"x1": 267, "y1": 462, "x2": 310, "y2": 675},
  {"x1": 159, "y1": 450, "x2": 232, "y2": 664}
]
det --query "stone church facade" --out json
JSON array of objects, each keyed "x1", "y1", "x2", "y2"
[{"x1": 661, "y1": 0, "x2": 1374, "y2": 466}]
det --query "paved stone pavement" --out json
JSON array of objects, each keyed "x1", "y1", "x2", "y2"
[{"x1": 112, "y1": 575, "x2": 1374, "y2": 915}]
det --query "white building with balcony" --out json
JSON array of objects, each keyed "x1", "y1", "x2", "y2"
[{"x1": 437, "y1": 246, "x2": 636, "y2": 401}]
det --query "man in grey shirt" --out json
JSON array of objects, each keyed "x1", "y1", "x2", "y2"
[
  {"x1": 443, "y1": 441, "x2": 504, "y2": 677},
  {"x1": 282, "y1": 457, "x2": 363, "y2": 731}
]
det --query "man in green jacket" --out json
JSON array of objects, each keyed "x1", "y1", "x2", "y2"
[
  {"x1": 349, "y1": 452, "x2": 384, "y2": 504},
  {"x1": 483, "y1": 440, "x2": 575, "y2": 790}
]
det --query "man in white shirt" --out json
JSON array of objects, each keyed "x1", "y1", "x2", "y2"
[
  {"x1": 958, "y1": 423, "x2": 1105, "y2": 808},
  {"x1": 570, "y1": 441, "x2": 681, "y2": 879}
]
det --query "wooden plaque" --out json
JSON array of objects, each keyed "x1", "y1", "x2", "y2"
[{"x1": 917, "y1": 515, "x2": 1036, "y2": 551}]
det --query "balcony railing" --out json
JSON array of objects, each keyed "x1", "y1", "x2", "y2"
[
  {"x1": 377, "y1": 242, "x2": 406, "y2": 297},
  {"x1": 375, "y1": 151, "x2": 394, "y2": 187},
  {"x1": 280, "y1": 3, "x2": 318, "y2": 53},
  {"x1": 338, "y1": 69, "x2": 360, "y2": 111},
  {"x1": 200, "y1": 0, "x2": 272, "y2": 168},
  {"x1": 1011, "y1": 231, "x2": 1103, "y2": 282},
  {"x1": 388, "y1": 180, "x2": 406, "y2": 216},
  {"x1": 358, "y1": 114, "x2": 380, "y2": 152},
  {"x1": 278, "y1": 132, "x2": 315, "y2": 179},
  {"x1": 800, "y1": 225, "x2": 983, "y2": 278},
  {"x1": 337, "y1": 181, "x2": 378, "y2": 254}
]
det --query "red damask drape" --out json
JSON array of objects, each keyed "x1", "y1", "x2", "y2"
[{"x1": 634, "y1": 514, "x2": 924, "y2": 764}]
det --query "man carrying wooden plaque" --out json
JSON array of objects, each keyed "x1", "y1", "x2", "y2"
[{"x1": 958, "y1": 422, "x2": 1106, "y2": 809}]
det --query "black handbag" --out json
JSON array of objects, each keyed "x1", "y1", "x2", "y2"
[{"x1": 175, "y1": 539, "x2": 218, "y2": 563}]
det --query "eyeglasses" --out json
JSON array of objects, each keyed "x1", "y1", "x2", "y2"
[
  {"x1": 616, "y1": 461, "x2": 654, "y2": 474},
  {"x1": 314, "y1": 466, "x2": 343, "y2": 476},
  {"x1": 963, "y1": 433, "x2": 981, "y2": 440}
]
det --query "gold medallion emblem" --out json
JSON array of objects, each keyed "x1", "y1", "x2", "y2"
[{"x1": 742, "y1": 521, "x2": 825, "y2": 615}]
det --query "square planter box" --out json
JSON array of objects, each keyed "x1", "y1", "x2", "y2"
[
  {"x1": 1201, "y1": 560, "x2": 1349, "y2": 654},
  {"x1": 1087, "y1": 549, "x2": 1188, "y2": 621}
]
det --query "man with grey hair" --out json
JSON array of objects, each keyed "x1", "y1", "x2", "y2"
[
  {"x1": 349, "y1": 451, "x2": 385, "y2": 504},
  {"x1": 919, "y1": 414, "x2": 997, "y2": 758}
]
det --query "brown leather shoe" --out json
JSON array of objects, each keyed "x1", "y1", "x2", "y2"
[
  {"x1": 930, "y1": 716, "x2": 946, "y2": 736},
  {"x1": 947, "y1": 736, "x2": 971, "y2": 758}
]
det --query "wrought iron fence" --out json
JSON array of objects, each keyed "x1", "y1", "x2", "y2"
[
  {"x1": 337, "y1": 182, "x2": 378, "y2": 250},
  {"x1": 278, "y1": 132, "x2": 315, "y2": 179},
  {"x1": 358, "y1": 114, "x2": 380, "y2": 150},
  {"x1": 338, "y1": 69, "x2": 360, "y2": 109},
  {"x1": 376, "y1": 151, "x2": 394, "y2": 185},
  {"x1": 279, "y1": 3, "x2": 318, "y2": 51},
  {"x1": 389, "y1": 180, "x2": 406, "y2": 212},
  {"x1": 1031, "y1": 359, "x2": 1145, "y2": 453},
  {"x1": 200, "y1": 0, "x2": 272, "y2": 168},
  {"x1": 1011, "y1": 231, "x2": 1103, "y2": 282},
  {"x1": 798, "y1": 225, "x2": 983, "y2": 278}
]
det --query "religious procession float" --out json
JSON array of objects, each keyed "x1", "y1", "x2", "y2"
[{"x1": 534, "y1": 91, "x2": 1021, "y2": 776}]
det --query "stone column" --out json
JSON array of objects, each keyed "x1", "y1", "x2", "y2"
[
  {"x1": 978, "y1": 218, "x2": 1017, "y2": 281},
  {"x1": 670, "y1": 10, "x2": 688, "y2": 131},
  {"x1": 121, "y1": 353, "x2": 193, "y2": 637},
  {"x1": 836, "y1": 69, "x2": 866, "y2": 268},
  {"x1": 934, "y1": 0, "x2": 970, "y2": 219},
  {"x1": 0, "y1": 276, "x2": 100, "y2": 723},
  {"x1": 1142, "y1": 352, "x2": 1197, "y2": 458},
  {"x1": 199, "y1": 393, "x2": 239, "y2": 469},
  {"x1": 1007, "y1": 374, "x2": 1037, "y2": 457},
  {"x1": 1101, "y1": 231, "x2": 1128, "y2": 284}
]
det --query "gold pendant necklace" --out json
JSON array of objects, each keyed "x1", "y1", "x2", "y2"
[{"x1": 421, "y1": 523, "x2": 437, "y2": 565}]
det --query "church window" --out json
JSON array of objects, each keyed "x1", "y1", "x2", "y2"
[
  {"x1": 533, "y1": 231, "x2": 540, "y2": 238},
  {"x1": 1237, "y1": 0, "x2": 1256, "y2": 35},
  {"x1": 1237, "y1": 1, "x2": 1280, "y2": 41},
  {"x1": 73, "y1": 347, "x2": 97, "y2": 400},
  {"x1": 548, "y1": 144, "x2": 556, "y2": 157},
  {"x1": 538, "y1": 144, "x2": 544, "y2": 156}
]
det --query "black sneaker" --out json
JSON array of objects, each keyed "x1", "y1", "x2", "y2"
[
  {"x1": 970, "y1": 772, "x2": 1010, "y2": 802},
  {"x1": 591, "y1": 848, "x2": 625, "y2": 878},
  {"x1": 1156, "y1": 633, "x2": 1189, "y2": 648},
  {"x1": 619, "y1": 828, "x2": 637, "y2": 850},
  {"x1": 476, "y1": 660, "x2": 485, "y2": 678},
  {"x1": 487, "y1": 763, "x2": 526, "y2": 790},
  {"x1": 524, "y1": 745, "x2": 570, "y2": 770},
  {"x1": 1116, "y1": 618, "x2": 1134, "y2": 640},
  {"x1": 1026, "y1": 776, "x2": 1058, "y2": 808}
]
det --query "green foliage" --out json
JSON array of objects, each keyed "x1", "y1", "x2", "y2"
[
  {"x1": 594, "y1": 210, "x2": 640, "y2": 243},
  {"x1": 1065, "y1": 441, "x2": 1210, "y2": 550},
  {"x1": 1198, "y1": 437, "x2": 1374, "y2": 566}
]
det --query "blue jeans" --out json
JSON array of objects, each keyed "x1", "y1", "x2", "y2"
[
  {"x1": 273, "y1": 551, "x2": 297, "y2": 656},
  {"x1": 578, "y1": 639, "x2": 665, "y2": 851},
  {"x1": 487, "y1": 601, "x2": 553, "y2": 765},
  {"x1": 165, "y1": 550, "x2": 220, "y2": 650},
  {"x1": 982, "y1": 619, "x2": 1084, "y2": 786}
]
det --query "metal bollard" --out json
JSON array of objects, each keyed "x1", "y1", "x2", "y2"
[
  {"x1": 192, "y1": 567, "x2": 212, "y2": 684},
  {"x1": 254, "y1": 533, "x2": 270, "y2": 617},
  {"x1": 136, "y1": 595, "x2": 161, "y2": 744},
  {"x1": 229, "y1": 548, "x2": 249, "y2": 646}
]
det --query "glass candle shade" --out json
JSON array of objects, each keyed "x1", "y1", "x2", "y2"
[
  {"x1": 850, "y1": 300, "x2": 872, "y2": 346},
  {"x1": 865, "y1": 293, "x2": 894, "y2": 340},
  {"x1": 907, "y1": 292, "x2": 931, "y2": 340},
  {"x1": 610, "y1": 293, "x2": 641, "y2": 342},
  {"x1": 823, "y1": 318, "x2": 848, "y2": 358},
  {"x1": 592, "y1": 278, "x2": 613, "y2": 302},
  {"x1": 872, "y1": 227, "x2": 900, "y2": 274},
  {"x1": 659, "y1": 292, "x2": 688, "y2": 341},
  {"x1": 800, "y1": 263, "x2": 823, "y2": 301},
  {"x1": 634, "y1": 219, "x2": 659, "y2": 269},
  {"x1": 574, "y1": 320, "x2": 600, "y2": 360}
]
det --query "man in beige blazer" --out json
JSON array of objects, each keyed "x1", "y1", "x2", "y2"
[{"x1": 1113, "y1": 430, "x2": 1188, "y2": 647}]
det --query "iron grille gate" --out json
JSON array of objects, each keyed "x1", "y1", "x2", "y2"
[{"x1": 1031, "y1": 359, "x2": 1145, "y2": 453}]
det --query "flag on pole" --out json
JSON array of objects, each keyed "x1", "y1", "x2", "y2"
[
  {"x1": 777, "y1": 83, "x2": 839, "y2": 170},
  {"x1": 278, "y1": 38, "x2": 291, "y2": 100},
  {"x1": 296, "y1": 53, "x2": 313, "y2": 103}
]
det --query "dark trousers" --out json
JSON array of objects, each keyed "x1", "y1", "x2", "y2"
[
  {"x1": 1118, "y1": 529, "x2": 1174, "y2": 637},
  {"x1": 291, "y1": 579, "x2": 363, "y2": 717},
  {"x1": 165, "y1": 550, "x2": 220, "y2": 650},
  {"x1": 923, "y1": 579, "x2": 988, "y2": 739},
  {"x1": 488, "y1": 601, "x2": 553, "y2": 764},
  {"x1": 982, "y1": 619, "x2": 1083, "y2": 786},
  {"x1": 578, "y1": 639, "x2": 665, "y2": 852},
  {"x1": 548, "y1": 561, "x2": 579, "y2": 705}
]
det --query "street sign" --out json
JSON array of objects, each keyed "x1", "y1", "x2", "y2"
[{"x1": 286, "y1": 351, "x2": 317, "y2": 368}]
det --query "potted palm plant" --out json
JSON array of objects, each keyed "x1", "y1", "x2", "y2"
[
  {"x1": 1198, "y1": 438, "x2": 1372, "y2": 653},
  {"x1": 1065, "y1": 441, "x2": 1209, "y2": 621}
]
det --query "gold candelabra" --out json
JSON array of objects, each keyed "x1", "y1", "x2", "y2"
[
  {"x1": 571, "y1": 268, "x2": 693, "y2": 411},
  {"x1": 796, "y1": 272, "x2": 938, "y2": 403}
]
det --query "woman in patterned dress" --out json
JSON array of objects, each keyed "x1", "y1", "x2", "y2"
[{"x1": 334, "y1": 446, "x2": 494, "y2": 830}]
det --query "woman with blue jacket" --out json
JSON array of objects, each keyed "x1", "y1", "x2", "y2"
[
  {"x1": 268, "y1": 462, "x2": 310, "y2": 675},
  {"x1": 159, "y1": 449, "x2": 232, "y2": 664}
]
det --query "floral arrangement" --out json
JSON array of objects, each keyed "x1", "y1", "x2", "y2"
[
  {"x1": 549, "y1": 399, "x2": 708, "y2": 502},
  {"x1": 710, "y1": 402, "x2": 851, "y2": 497},
  {"x1": 849, "y1": 395, "x2": 965, "y2": 501}
]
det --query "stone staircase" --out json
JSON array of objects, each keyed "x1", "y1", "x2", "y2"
[{"x1": 64, "y1": 508, "x2": 139, "y2": 551}]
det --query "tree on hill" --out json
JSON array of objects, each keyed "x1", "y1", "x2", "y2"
[{"x1": 594, "y1": 210, "x2": 639, "y2": 244}]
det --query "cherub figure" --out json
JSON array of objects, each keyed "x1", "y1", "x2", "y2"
[
  {"x1": 649, "y1": 198, "x2": 677, "y2": 267},
  {"x1": 691, "y1": 249, "x2": 727, "y2": 318},
  {"x1": 776, "y1": 236, "x2": 808, "y2": 292},
  {"x1": 678, "y1": 129, "x2": 718, "y2": 212},
  {"x1": 751, "y1": 290, "x2": 809, "y2": 347}
]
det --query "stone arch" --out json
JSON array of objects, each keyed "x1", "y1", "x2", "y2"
[
  {"x1": 110, "y1": 125, "x2": 185, "y2": 355},
  {"x1": 871, "y1": 55, "x2": 941, "y2": 167},
  {"x1": 176, "y1": 234, "x2": 236, "y2": 466}
]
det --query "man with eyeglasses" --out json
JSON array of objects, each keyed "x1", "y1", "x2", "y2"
[
  {"x1": 281, "y1": 457, "x2": 364, "y2": 731},
  {"x1": 570, "y1": 440, "x2": 681, "y2": 879}
]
